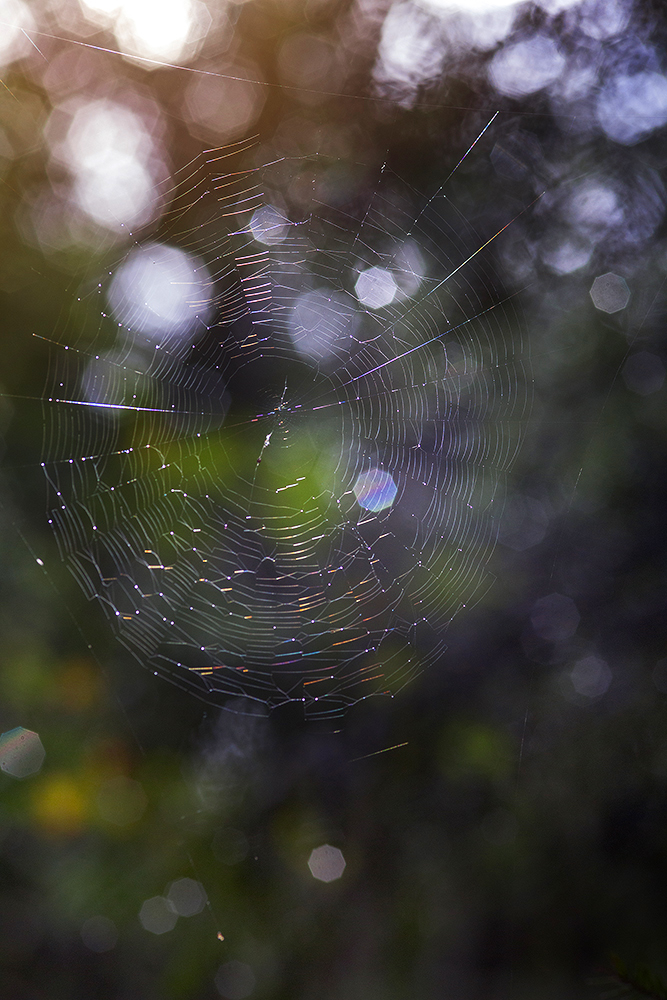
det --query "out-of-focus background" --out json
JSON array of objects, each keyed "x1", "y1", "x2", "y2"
[{"x1": 2, "y1": 0, "x2": 667, "y2": 997}]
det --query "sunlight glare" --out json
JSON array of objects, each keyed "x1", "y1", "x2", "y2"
[
  {"x1": 80, "y1": 0, "x2": 209, "y2": 63},
  {"x1": 422, "y1": 0, "x2": 522, "y2": 10},
  {"x1": 0, "y1": 0, "x2": 35, "y2": 69},
  {"x1": 55, "y1": 99, "x2": 163, "y2": 231},
  {"x1": 421, "y1": 0, "x2": 518, "y2": 10},
  {"x1": 489, "y1": 35, "x2": 566, "y2": 97}
]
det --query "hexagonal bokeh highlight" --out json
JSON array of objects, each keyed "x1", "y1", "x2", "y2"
[
  {"x1": 530, "y1": 593, "x2": 580, "y2": 643},
  {"x1": 570, "y1": 655, "x2": 612, "y2": 699},
  {"x1": 139, "y1": 896, "x2": 178, "y2": 935},
  {"x1": 215, "y1": 960, "x2": 256, "y2": 999},
  {"x1": 355, "y1": 267, "x2": 398, "y2": 309},
  {"x1": 308, "y1": 844, "x2": 346, "y2": 883},
  {"x1": 498, "y1": 494, "x2": 550, "y2": 552},
  {"x1": 589, "y1": 272, "x2": 630, "y2": 313},
  {"x1": 96, "y1": 775, "x2": 147, "y2": 826},
  {"x1": 0, "y1": 727, "x2": 45, "y2": 779},
  {"x1": 166, "y1": 877, "x2": 207, "y2": 917},
  {"x1": 184, "y1": 72, "x2": 265, "y2": 144},
  {"x1": 249, "y1": 205, "x2": 288, "y2": 246},
  {"x1": 353, "y1": 468, "x2": 398, "y2": 512},
  {"x1": 107, "y1": 242, "x2": 212, "y2": 345},
  {"x1": 81, "y1": 915, "x2": 118, "y2": 953}
]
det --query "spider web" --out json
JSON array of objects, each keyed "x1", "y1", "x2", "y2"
[{"x1": 41, "y1": 132, "x2": 529, "y2": 720}]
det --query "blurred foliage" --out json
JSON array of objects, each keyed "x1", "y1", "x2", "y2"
[
  {"x1": 593, "y1": 956, "x2": 667, "y2": 1000},
  {"x1": 2, "y1": 0, "x2": 667, "y2": 998}
]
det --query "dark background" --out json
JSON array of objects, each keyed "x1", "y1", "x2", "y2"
[{"x1": 1, "y1": 0, "x2": 667, "y2": 996}]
